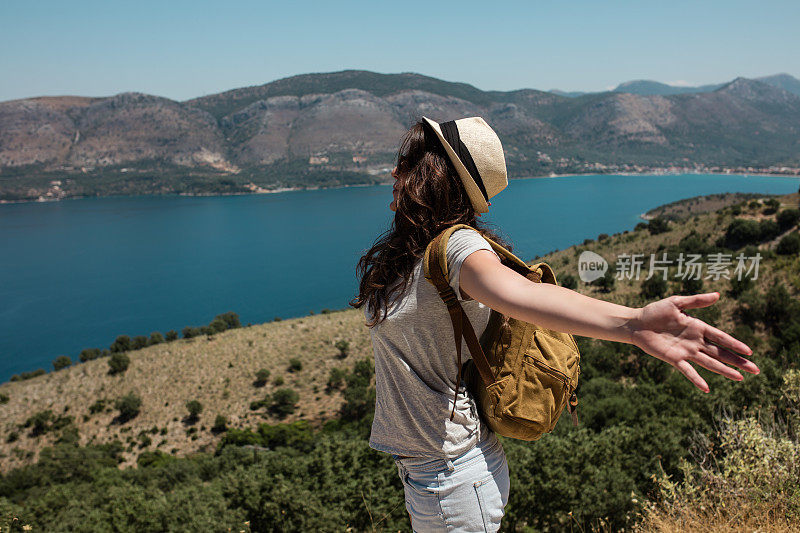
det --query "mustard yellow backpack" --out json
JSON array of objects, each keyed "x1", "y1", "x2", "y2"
[{"x1": 423, "y1": 224, "x2": 581, "y2": 441}]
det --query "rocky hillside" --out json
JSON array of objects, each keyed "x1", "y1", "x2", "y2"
[{"x1": 1, "y1": 70, "x2": 800, "y2": 201}]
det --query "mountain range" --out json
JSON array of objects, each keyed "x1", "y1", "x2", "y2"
[
  {"x1": 550, "y1": 73, "x2": 800, "y2": 97},
  {"x1": 1, "y1": 70, "x2": 799, "y2": 201}
]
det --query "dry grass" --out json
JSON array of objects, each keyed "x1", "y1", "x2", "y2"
[
  {"x1": 637, "y1": 503, "x2": 800, "y2": 533},
  {"x1": 0, "y1": 308, "x2": 372, "y2": 471}
]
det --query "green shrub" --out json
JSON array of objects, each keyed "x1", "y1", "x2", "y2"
[
  {"x1": 777, "y1": 208, "x2": 800, "y2": 231},
  {"x1": 185, "y1": 400, "x2": 203, "y2": 422},
  {"x1": 9, "y1": 368, "x2": 46, "y2": 382},
  {"x1": 326, "y1": 368, "x2": 347, "y2": 392},
  {"x1": 52, "y1": 355, "x2": 72, "y2": 371},
  {"x1": 214, "y1": 311, "x2": 241, "y2": 330},
  {"x1": 641, "y1": 275, "x2": 668, "y2": 300},
  {"x1": 108, "y1": 352, "x2": 130, "y2": 375},
  {"x1": 131, "y1": 335, "x2": 148, "y2": 350},
  {"x1": 777, "y1": 232, "x2": 800, "y2": 255},
  {"x1": 680, "y1": 275, "x2": 704, "y2": 295},
  {"x1": 250, "y1": 395, "x2": 270, "y2": 411},
  {"x1": 647, "y1": 217, "x2": 670, "y2": 235},
  {"x1": 182, "y1": 326, "x2": 201, "y2": 339},
  {"x1": 114, "y1": 393, "x2": 142, "y2": 422},
  {"x1": 724, "y1": 218, "x2": 762, "y2": 249},
  {"x1": 79, "y1": 348, "x2": 102, "y2": 362},
  {"x1": 598, "y1": 264, "x2": 617, "y2": 292},
  {"x1": 340, "y1": 357, "x2": 375, "y2": 422},
  {"x1": 762, "y1": 197, "x2": 780, "y2": 214},
  {"x1": 110, "y1": 335, "x2": 132, "y2": 353},
  {"x1": 334, "y1": 340, "x2": 350, "y2": 359},
  {"x1": 212, "y1": 414, "x2": 228, "y2": 434},
  {"x1": 728, "y1": 274, "x2": 753, "y2": 298},
  {"x1": 89, "y1": 399, "x2": 107, "y2": 414},
  {"x1": 759, "y1": 219, "x2": 779, "y2": 241},
  {"x1": 148, "y1": 332, "x2": 165, "y2": 345},
  {"x1": 559, "y1": 274, "x2": 578, "y2": 290},
  {"x1": 254, "y1": 368, "x2": 271, "y2": 387},
  {"x1": 287, "y1": 358, "x2": 303, "y2": 373},
  {"x1": 764, "y1": 283, "x2": 800, "y2": 331},
  {"x1": 273, "y1": 376, "x2": 285, "y2": 387},
  {"x1": 0, "y1": 392, "x2": 8, "y2": 404},
  {"x1": 269, "y1": 388, "x2": 299, "y2": 419},
  {"x1": 165, "y1": 330, "x2": 179, "y2": 341}
]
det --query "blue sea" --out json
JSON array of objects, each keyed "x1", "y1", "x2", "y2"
[{"x1": 1, "y1": 173, "x2": 798, "y2": 381}]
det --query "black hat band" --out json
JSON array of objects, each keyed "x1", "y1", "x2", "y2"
[{"x1": 439, "y1": 120, "x2": 490, "y2": 203}]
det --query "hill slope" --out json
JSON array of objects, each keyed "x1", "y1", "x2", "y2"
[
  {"x1": 1, "y1": 191, "x2": 798, "y2": 473},
  {"x1": 2, "y1": 70, "x2": 800, "y2": 202}
]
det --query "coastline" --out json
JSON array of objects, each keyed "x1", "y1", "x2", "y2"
[{"x1": 1, "y1": 169, "x2": 798, "y2": 206}]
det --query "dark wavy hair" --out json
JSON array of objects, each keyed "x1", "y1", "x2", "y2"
[{"x1": 349, "y1": 118, "x2": 512, "y2": 327}]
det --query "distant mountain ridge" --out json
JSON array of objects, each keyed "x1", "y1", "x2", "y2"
[
  {"x1": 1, "y1": 70, "x2": 799, "y2": 202},
  {"x1": 551, "y1": 73, "x2": 800, "y2": 97}
]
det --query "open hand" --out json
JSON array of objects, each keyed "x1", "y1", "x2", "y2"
[{"x1": 629, "y1": 291, "x2": 760, "y2": 392}]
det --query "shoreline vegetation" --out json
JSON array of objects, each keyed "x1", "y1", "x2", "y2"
[
  {"x1": 1, "y1": 167, "x2": 798, "y2": 206},
  {"x1": 0, "y1": 191, "x2": 798, "y2": 530}
]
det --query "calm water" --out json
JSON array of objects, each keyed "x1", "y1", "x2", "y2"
[{"x1": 1, "y1": 174, "x2": 798, "y2": 381}]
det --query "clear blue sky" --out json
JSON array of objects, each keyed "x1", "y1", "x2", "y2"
[{"x1": 1, "y1": 0, "x2": 798, "y2": 102}]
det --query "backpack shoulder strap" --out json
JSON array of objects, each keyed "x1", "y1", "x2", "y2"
[{"x1": 423, "y1": 225, "x2": 497, "y2": 420}]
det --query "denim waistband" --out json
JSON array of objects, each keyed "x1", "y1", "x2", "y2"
[{"x1": 393, "y1": 431, "x2": 501, "y2": 473}]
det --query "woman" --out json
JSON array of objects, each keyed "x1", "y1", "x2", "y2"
[{"x1": 349, "y1": 116, "x2": 759, "y2": 532}]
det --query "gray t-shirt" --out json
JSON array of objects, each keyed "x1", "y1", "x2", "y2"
[{"x1": 365, "y1": 227, "x2": 501, "y2": 458}]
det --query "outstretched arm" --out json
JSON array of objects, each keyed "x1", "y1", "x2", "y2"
[{"x1": 458, "y1": 249, "x2": 760, "y2": 393}]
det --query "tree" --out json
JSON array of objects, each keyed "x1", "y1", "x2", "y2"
[
  {"x1": 680, "y1": 275, "x2": 704, "y2": 296},
  {"x1": 647, "y1": 217, "x2": 670, "y2": 235},
  {"x1": 254, "y1": 368, "x2": 271, "y2": 387},
  {"x1": 114, "y1": 393, "x2": 142, "y2": 422},
  {"x1": 326, "y1": 367, "x2": 346, "y2": 392},
  {"x1": 334, "y1": 340, "x2": 350, "y2": 359},
  {"x1": 79, "y1": 348, "x2": 102, "y2": 362},
  {"x1": 215, "y1": 311, "x2": 241, "y2": 330},
  {"x1": 288, "y1": 358, "x2": 303, "y2": 373},
  {"x1": 182, "y1": 326, "x2": 201, "y2": 339},
  {"x1": 108, "y1": 352, "x2": 130, "y2": 375},
  {"x1": 185, "y1": 400, "x2": 203, "y2": 423},
  {"x1": 642, "y1": 275, "x2": 668, "y2": 300},
  {"x1": 724, "y1": 219, "x2": 762, "y2": 249},
  {"x1": 212, "y1": 414, "x2": 228, "y2": 434},
  {"x1": 269, "y1": 388, "x2": 299, "y2": 419},
  {"x1": 777, "y1": 232, "x2": 800, "y2": 255},
  {"x1": 148, "y1": 332, "x2": 165, "y2": 345},
  {"x1": 208, "y1": 318, "x2": 227, "y2": 334},
  {"x1": 777, "y1": 209, "x2": 800, "y2": 231},
  {"x1": 52, "y1": 355, "x2": 72, "y2": 371},
  {"x1": 165, "y1": 330, "x2": 179, "y2": 341},
  {"x1": 131, "y1": 336, "x2": 148, "y2": 350},
  {"x1": 559, "y1": 274, "x2": 578, "y2": 290},
  {"x1": 598, "y1": 266, "x2": 616, "y2": 293},
  {"x1": 110, "y1": 335, "x2": 131, "y2": 353}
]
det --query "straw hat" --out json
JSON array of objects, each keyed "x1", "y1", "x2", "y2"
[{"x1": 422, "y1": 116, "x2": 508, "y2": 213}]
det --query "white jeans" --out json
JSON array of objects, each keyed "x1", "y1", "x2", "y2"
[{"x1": 392, "y1": 431, "x2": 510, "y2": 532}]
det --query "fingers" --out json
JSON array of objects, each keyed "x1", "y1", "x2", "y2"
[
  {"x1": 702, "y1": 323, "x2": 754, "y2": 359},
  {"x1": 700, "y1": 341, "x2": 760, "y2": 375},
  {"x1": 672, "y1": 292, "x2": 720, "y2": 310},
  {"x1": 676, "y1": 360, "x2": 709, "y2": 393},
  {"x1": 691, "y1": 351, "x2": 743, "y2": 382}
]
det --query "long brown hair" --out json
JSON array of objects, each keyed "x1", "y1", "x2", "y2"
[{"x1": 349, "y1": 118, "x2": 512, "y2": 327}]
